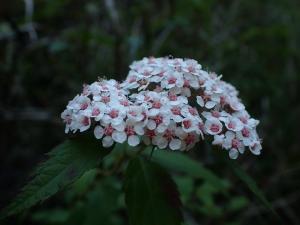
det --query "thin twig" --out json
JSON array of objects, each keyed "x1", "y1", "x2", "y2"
[{"x1": 23, "y1": 0, "x2": 37, "y2": 41}]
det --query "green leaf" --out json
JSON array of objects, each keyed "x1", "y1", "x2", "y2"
[
  {"x1": 83, "y1": 177, "x2": 122, "y2": 225},
  {"x1": 1, "y1": 135, "x2": 109, "y2": 219},
  {"x1": 31, "y1": 208, "x2": 70, "y2": 224},
  {"x1": 173, "y1": 176, "x2": 194, "y2": 204},
  {"x1": 229, "y1": 161, "x2": 280, "y2": 217},
  {"x1": 144, "y1": 149, "x2": 229, "y2": 191},
  {"x1": 71, "y1": 168, "x2": 98, "y2": 196},
  {"x1": 124, "y1": 157, "x2": 183, "y2": 225},
  {"x1": 228, "y1": 196, "x2": 249, "y2": 211}
]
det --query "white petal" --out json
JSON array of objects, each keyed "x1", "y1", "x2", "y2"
[
  {"x1": 94, "y1": 126, "x2": 104, "y2": 139},
  {"x1": 173, "y1": 115, "x2": 183, "y2": 123},
  {"x1": 157, "y1": 124, "x2": 168, "y2": 133},
  {"x1": 205, "y1": 101, "x2": 216, "y2": 109},
  {"x1": 112, "y1": 131, "x2": 127, "y2": 143},
  {"x1": 250, "y1": 142, "x2": 262, "y2": 155},
  {"x1": 169, "y1": 139, "x2": 181, "y2": 150},
  {"x1": 238, "y1": 145, "x2": 245, "y2": 154},
  {"x1": 149, "y1": 108, "x2": 160, "y2": 116},
  {"x1": 134, "y1": 123, "x2": 145, "y2": 135},
  {"x1": 153, "y1": 136, "x2": 168, "y2": 149},
  {"x1": 102, "y1": 136, "x2": 114, "y2": 147},
  {"x1": 147, "y1": 120, "x2": 156, "y2": 130},
  {"x1": 196, "y1": 96, "x2": 204, "y2": 107},
  {"x1": 212, "y1": 134, "x2": 224, "y2": 145},
  {"x1": 113, "y1": 122, "x2": 125, "y2": 131},
  {"x1": 128, "y1": 135, "x2": 140, "y2": 147},
  {"x1": 229, "y1": 149, "x2": 239, "y2": 159}
]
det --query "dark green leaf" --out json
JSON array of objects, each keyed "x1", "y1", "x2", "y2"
[
  {"x1": 145, "y1": 149, "x2": 229, "y2": 191},
  {"x1": 1, "y1": 136, "x2": 109, "y2": 218},
  {"x1": 124, "y1": 157, "x2": 183, "y2": 225},
  {"x1": 31, "y1": 208, "x2": 70, "y2": 224},
  {"x1": 229, "y1": 161, "x2": 280, "y2": 217},
  {"x1": 83, "y1": 177, "x2": 122, "y2": 225},
  {"x1": 174, "y1": 176, "x2": 194, "y2": 204},
  {"x1": 228, "y1": 196, "x2": 249, "y2": 211}
]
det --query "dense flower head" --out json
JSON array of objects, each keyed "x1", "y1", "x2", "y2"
[{"x1": 61, "y1": 57, "x2": 262, "y2": 159}]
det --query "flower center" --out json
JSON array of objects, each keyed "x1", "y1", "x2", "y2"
[
  {"x1": 81, "y1": 117, "x2": 90, "y2": 126},
  {"x1": 232, "y1": 138, "x2": 240, "y2": 149},
  {"x1": 146, "y1": 129, "x2": 156, "y2": 139},
  {"x1": 152, "y1": 101, "x2": 162, "y2": 109},
  {"x1": 183, "y1": 120, "x2": 192, "y2": 129},
  {"x1": 153, "y1": 115, "x2": 163, "y2": 125},
  {"x1": 101, "y1": 96, "x2": 110, "y2": 103},
  {"x1": 242, "y1": 128, "x2": 250, "y2": 137},
  {"x1": 125, "y1": 126, "x2": 135, "y2": 136},
  {"x1": 211, "y1": 111, "x2": 220, "y2": 118},
  {"x1": 168, "y1": 77, "x2": 177, "y2": 84},
  {"x1": 104, "y1": 125, "x2": 114, "y2": 136},
  {"x1": 183, "y1": 79, "x2": 190, "y2": 87},
  {"x1": 129, "y1": 111, "x2": 137, "y2": 117},
  {"x1": 228, "y1": 121, "x2": 235, "y2": 129},
  {"x1": 120, "y1": 100, "x2": 129, "y2": 106},
  {"x1": 171, "y1": 107, "x2": 181, "y2": 115},
  {"x1": 185, "y1": 134, "x2": 196, "y2": 145},
  {"x1": 92, "y1": 108, "x2": 100, "y2": 116},
  {"x1": 80, "y1": 102, "x2": 89, "y2": 110},
  {"x1": 109, "y1": 109, "x2": 119, "y2": 118},
  {"x1": 163, "y1": 129, "x2": 174, "y2": 141},
  {"x1": 188, "y1": 107, "x2": 197, "y2": 116},
  {"x1": 168, "y1": 93, "x2": 177, "y2": 101},
  {"x1": 210, "y1": 124, "x2": 220, "y2": 133}
]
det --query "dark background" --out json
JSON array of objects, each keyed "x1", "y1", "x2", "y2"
[{"x1": 0, "y1": 0, "x2": 299, "y2": 225}]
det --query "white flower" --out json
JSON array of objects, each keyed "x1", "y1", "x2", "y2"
[
  {"x1": 180, "y1": 132, "x2": 198, "y2": 151},
  {"x1": 85, "y1": 102, "x2": 106, "y2": 121},
  {"x1": 67, "y1": 95, "x2": 90, "y2": 111},
  {"x1": 236, "y1": 127, "x2": 256, "y2": 146},
  {"x1": 170, "y1": 106, "x2": 184, "y2": 122},
  {"x1": 76, "y1": 114, "x2": 91, "y2": 132},
  {"x1": 204, "y1": 118, "x2": 223, "y2": 135},
  {"x1": 223, "y1": 116, "x2": 244, "y2": 132},
  {"x1": 222, "y1": 131, "x2": 245, "y2": 159},
  {"x1": 249, "y1": 141, "x2": 262, "y2": 155},
  {"x1": 182, "y1": 117, "x2": 199, "y2": 133},
  {"x1": 161, "y1": 71, "x2": 184, "y2": 89},
  {"x1": 147, "y1": 113, "x2": 170, "y2": 133}
]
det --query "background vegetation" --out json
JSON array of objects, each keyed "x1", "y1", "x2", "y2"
[{"x1": 0, "y1": 0, "x2": 299, "y2": 224}]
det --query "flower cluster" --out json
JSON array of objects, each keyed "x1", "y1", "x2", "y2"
[{"x1": 61, "y1": 57, "x2": 262, "y2": 159}]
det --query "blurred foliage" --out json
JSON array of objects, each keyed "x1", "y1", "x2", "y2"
[{"x1": 0, "y1": 0, "x2": 299, "y2": 224}]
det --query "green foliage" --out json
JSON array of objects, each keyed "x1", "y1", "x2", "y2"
[
  {"x1": 1, "y1": 136, "x2": 109, "y2": 219},
  {"x1": 146, "y1": 149, "x2": 229, "y2": 191},
  {"x1": 124, "y1": 157, "x2": 183, "y2": 225},
  {"x1": 31, "y1": 176, "x2": 123, "y2": 225},
  {"x1": 228, "y1": 161, "x2": 276, "y2": 215}
]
